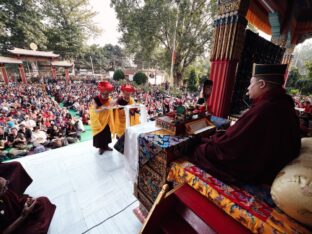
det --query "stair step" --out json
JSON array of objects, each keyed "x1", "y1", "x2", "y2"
[{"x1": 160, "y1": 211, "x2": 197, "y2": 234}]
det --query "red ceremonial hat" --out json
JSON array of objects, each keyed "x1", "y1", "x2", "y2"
[
  {"x1": 98, "y1": 81, "x2": 114, "y2": 92},
  {"x1": 121, "y1": 84, "x2": 135, "y2": 93}
]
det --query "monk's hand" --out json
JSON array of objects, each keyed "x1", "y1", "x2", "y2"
[
  {"x1": 26, "y1": 197, "x2": 36, "y2": 206},
  {"x1": 22, "y1": 198, "x2": 37, "y2": 218}
]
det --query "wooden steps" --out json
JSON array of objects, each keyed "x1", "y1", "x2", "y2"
[{"x1": 140, "y1": 184, "x2": 252, "y2": 234}]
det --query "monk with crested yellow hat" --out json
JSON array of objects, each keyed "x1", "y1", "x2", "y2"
[
  {"x1": 89, "y1": 81, "x2": 115, "y2": 154},
  {"x1": 113, "y1": 84, "x2": 140, "y2": 138}
]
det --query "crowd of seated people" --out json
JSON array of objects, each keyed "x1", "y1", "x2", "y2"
[
  {"x1": 46, "y1": 80, "x2": 201, "y2": 122},
  {"x1": 0, "y1": 83, "x2": 83, "y2": 160},
  {"x1": 2, "y1": 78, "x2": 310, "y2": 160}
]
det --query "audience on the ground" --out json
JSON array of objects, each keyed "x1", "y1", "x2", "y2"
[{"x1": 0, "y1": 79, "x2": 311, "y2": 160}]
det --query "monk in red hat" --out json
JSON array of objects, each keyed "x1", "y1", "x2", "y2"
[
  {"x1": 189, "y1": 64, "x2": 301, "y2": 185},
  {"x1": 0, "y1": 176, "x2": 56, "y2": 234},
  {"x1": 89, "y1": 81, "x2": 115, "y2": 154},
  {"x1": 113, "y1": 84, "x2": 140, "y2": 138}
]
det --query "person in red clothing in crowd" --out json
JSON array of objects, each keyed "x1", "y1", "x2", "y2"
[
  {"x1": 303, "y1": 100, "x2": 312, "y2": 114},
  {"x1": 197, "y1": 79, "x2": 213, "y2": 114}
]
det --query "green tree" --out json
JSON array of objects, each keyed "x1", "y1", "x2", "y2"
[
  {"x1": 184, "y1": 56, "x2": 210, "y2": 84},
  {"x1": 133, "y1": 71, "x2": 148, "y2": 85},
  {"x1": 292, "y1": 39, "x2": 312, "y2": 74},
  {"x1": 305, "y1": 60, "x2": 312, "y2": 79},
  {"x1": 187, "y1": 69, "x2": 198, "y2": 92},
  {"x1": 286, "y1": 68, "x2": 301, "y2": 88},
  {"x1": 111, "y1": 0, "x2": 217, "y2": 86},
  {"x1": 0, "y1": 0, "x2": 47, "y2": 53},
  {"x1": 42, "y1": 0, "x2": 100, "y2": 59},
  {"x1": 113, "y1": 69, "x2": 125, "y2": 81},
  {"x1": 295, "y1": 79, "x2": 312, "y2": 95},
  {"x1": 75, "y1": 44, "x2": 127, "y2": 73},
  {"x1": 295, "y1": 60, "x2": 312, "y2": 95}
]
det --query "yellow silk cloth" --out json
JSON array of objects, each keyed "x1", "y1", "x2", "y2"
[
  {"x1": 168, "y1": 160, "x2": 311, "y2": 234},
  {"x1": 89, "y1": 97, "x2": 115, "y2": 136},
  {"x1": 113, "y1": 97, "x2": 140, "y2": 138}
]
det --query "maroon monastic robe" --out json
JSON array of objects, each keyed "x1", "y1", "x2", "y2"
[
  {"x1": 0, "y1": 162, "x2": 33, "y2": 194},
  {"x1": 191, "y1": 88, "x2": 301, "y2": 184},
  {"x1": 0, "y1": 189, "x2": 56, "y2": 234}
]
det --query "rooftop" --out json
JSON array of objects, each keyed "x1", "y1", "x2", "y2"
[
  {"x1": 8, "y1": 48, "x2": 60, "y2": 58},
  {"x1": 51, "y1": 61, "x2": 74, "y2": 67},
  {"x1": 0, "y1": 56, "x2": 23, "y2": 64}
]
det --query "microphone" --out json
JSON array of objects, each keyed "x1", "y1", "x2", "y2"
[
  {"x1": 242, "y1": 98, "x2": 250, "y2": 108},
  {"x1": 243, "y1": 91, "x2": 250, "y2": 108}
]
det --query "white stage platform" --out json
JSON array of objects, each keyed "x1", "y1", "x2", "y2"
[{"x1": 14, "y1": 140, "x2": 142, "y2": 234}]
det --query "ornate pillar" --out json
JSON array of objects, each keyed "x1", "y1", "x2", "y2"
[
  {"x1": 0, "y1": 65, "x2": 9, "y2": 84},
  {"x1": 282, "y1": 44, "x2": 295, "y2": 85},
  {"x1": 209, "y1": 0, "x2": 250, "y2": 117},
  {"x1": 51, "y1": 66, "x2": 57, "y2": 79},
  {"x1": 65, "y1": 67, "x2": 70, "y2": 83},
  {"x1": 18, "y1": 64, "x2": 27, "y2": 84},
  {"x1": 282, "y1": 45, "x2": 294, "y2": 65}
]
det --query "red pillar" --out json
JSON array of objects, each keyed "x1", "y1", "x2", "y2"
[
  {"x1": 18, "y1": 64, "x2": 27, "y2": 84},
  {"x1": 0, "y1": 65, "x2": 9, "y2": 84},
  {"x1": 51, "y1": 66, "x2": 57, "y2": 79},
  {"x1": 209, "y1": 61, "x2": 238, "y2": 117},
  {"x1": 65, "y1": 67, "x2": 70, "y2": 83},
  {"x1": 208, "y1": 0, "x2": 249, "y2": 117}
]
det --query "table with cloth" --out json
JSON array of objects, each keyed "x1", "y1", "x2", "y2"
[
  {"x1": 134, "y1": 116, "x2": 230, "y2": 211},
  {"x1": 135, "y1": 133, "x2": 191, "y2": 211}
]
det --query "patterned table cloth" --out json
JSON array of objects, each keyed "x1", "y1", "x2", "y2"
[
  {"x1": 137, "y1": 133, "x2": 190, "y2": 210},
  {"x1": 167, "y1": 160, "x2": 311, "y2": 234}
]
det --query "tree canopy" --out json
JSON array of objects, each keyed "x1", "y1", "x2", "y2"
[
  {"x1": 287, "y1": 61, "x2": 312, "y2": 95},
  {"x1": 113, "y1": 69, "x2": 125, "y2": 81},
  {"x1": 187, "y1": 69, "x2": 198, "y2": 92},
  {"x1": 133, "y1": 71, "x2": 148, "y2": 85},
  {"x1": 0, "y1": 0, "x2": 99, "y2": 59},
  {"x1": 286, "y1": 68, "x2": 301, "y2": 88},
  {"x1": 111, "y1": 0, "x2": 217, "y2": 86},
  {"x1": 42, "y1": 0, "x2": 100, "y2": 59},
  {"x1": 0, "y1": 0, "x2": 47, "y2": 53},
  {"x1": 75, "y1": 44, "x2": 127, "y2": 73},
  {"x1": 305, "y1": 60, "x2": 312, "y2": 79}
]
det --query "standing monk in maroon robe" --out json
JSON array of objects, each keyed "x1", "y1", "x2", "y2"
[
  {"x1": 0, "y1": 161, "x2": 32, "y2": 194},
  {"x1": 190, "y1": 64, "x2": 301, "y2": 185},
  {"x1": 0, "y1": 177, "x2": 56, "y2": 234}
]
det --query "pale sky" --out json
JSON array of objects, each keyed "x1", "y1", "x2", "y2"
[
  {"x1": 87, "y1": 0, "x2": 121, "y2": 46},
  {"x1": 88, "y1": 0, "x2": 272, "y2": 47}
]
